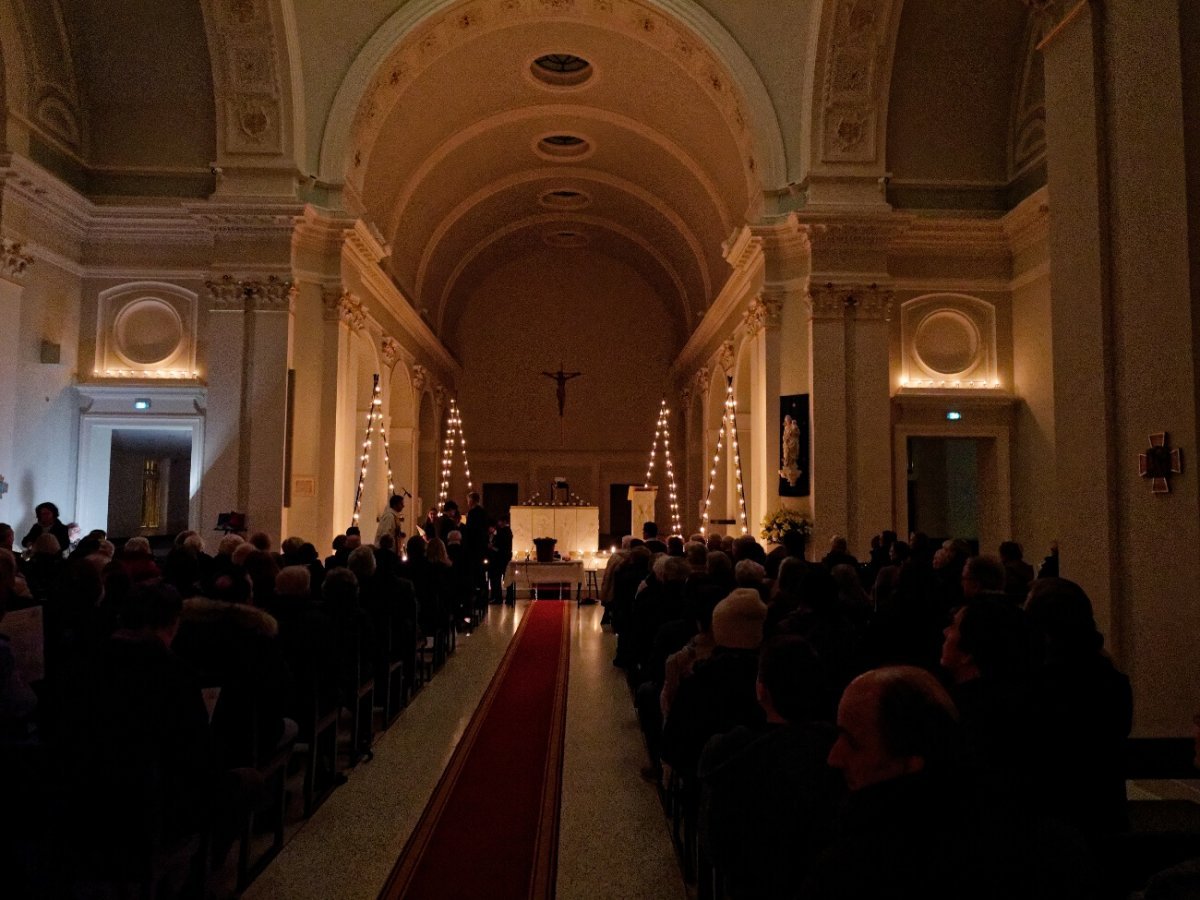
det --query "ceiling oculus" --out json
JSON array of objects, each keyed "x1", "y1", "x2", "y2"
[
  {"x1": 534, "y1": 133, "x2": 594, "y2": 161},
  {"x1": 538, "y1": 189, "x2": 592, "y2": 210},
  {"x1": 530, "y1": 53, "x2": 594, "y2": 88}
]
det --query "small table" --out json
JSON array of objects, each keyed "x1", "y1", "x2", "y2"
[{"x1": 505, "y1": 559, "x2": 585, "y2": 600}]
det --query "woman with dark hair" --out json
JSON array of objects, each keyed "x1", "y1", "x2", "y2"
[
  {"x1": 21, "y1": 502, "x2": 70, "y2": 556},
  {"x1": 1023, "y1": 577, "x2": 1132, "y2": 840}
]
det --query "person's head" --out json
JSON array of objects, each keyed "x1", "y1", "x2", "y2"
[
  {"x1": 0, "y1": 522, "x2": 15, "y2": 550},
  {"x1": 889, "y1": 540, "x2": 910, "y2": 565},
  {"x1": 378, "y1": 534, "x2": 395, "y2": 552},
  {"x1": 123, "y1": 536, "x2": 151, "y2": 556},
  {"x1": 298, "y1": 542, "x2": 319, "y2": 564},
  {"x1": 683, "y1": 541, "x2": 707, "y2": 569},
  {"x1": 331, "y1": 534, "x2": 347, "y2": 552},
  {"x1": 218, "y1": 533, "x2": 244, "y2": 557},
  {"x1": 275, "y1": 565, "x2": 311, "y2": 600},
  {"x1": 705, "y1": 550, "x2": 733, "y2": 582},
  {"x1": 343, "y1": 533, "x2": 362, "y2": 553},
  {"x1": 347, "y1": 544, "x2": 377, "y2": 582},
  {"x1": 642, "y1": 521, "x2": 658, "y2": 540},
  {"x1": 446, "y1": 530, "x2": 462, "y2": 547},
  {"x1": 346, "y1": 526, "x2": 361, "y2": 538},
  {"x1": 705, "y1": 532, "x2": 724, "y2": 552},
  {"x1": 734, "y1": 558, "x2": 766, "y2": 590},
  {"x1": 782, "y1": 528, "x2": 807, "y2": 557},
  {"x1": 248, "y1": 531, "x2": 272, "y2": 552},
  {"x1": 828, "y1": 535, "x2": 848, "y2": 555},
  {"x1": 467, "y1": 491, "x2": 480, "y2": 508},
  {"x1": 119, "y1": 582, "x2": 184, "y2": 645},
  {"x1": 280, "y1": 535, "x2": 304, "y2": 558},
  {"x1": 390, "y1": 494, "x2": 405, "y2": 511},
  {"x1": 442, "y1": 500, "x2": 459, "y2": 515},
  {"x1": 828, "y1": 667, "x2": 961, "y2": 791},
  {"x1": 941, "y1": 599, "x2": 1030, "y2": 684},
  {"x1": 711, "y1": 588, "x2": 768, "y2": 650},
  {"x1": 1025, "y1": 577, "x2": 1104, "y2": 660},
  {"x1": 35, "y1": 502, "x2": 59, "y2": 526},
  {"x1": 667, "y1": 535, "x2": 684, "y2": 557},
  {"x1": 733, "y1": 534, "x2": 765, "y2": 564},
  {"x1": 998, "y1": 541, "x2": 1024, "y2": 563},
  {"x1": 0, "y1": 548, "x2": 18, "y2": 594},
  {"x1": 406, "y1": 533, "x2": 428, "y2": 559},
  {"x1": 961, "y1": 555, "x2": 1006, "y2": 598},
  {"x1": 231, "y1": 541, "x2": 257, "y2": 568},
  {"x1": 654, "y1": 554, "x2": 691, "y2": 586},
  {"x1": 757, "y1": 635, "x2": 830, "y2": 724},
  {"x1": 322, "y1": 566, "x2": 358, "y2": 605},
  {"x1": 427, "y1": 537, "x2": 451, "y2": 566}
]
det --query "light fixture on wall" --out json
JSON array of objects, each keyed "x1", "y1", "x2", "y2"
[
  {"x1": 351, "y1": 374, "x2": 395, "y2": 528},
  {"x1": 643, "y1": 398, "x2": 683, "y2": 536},
  {"x1": 438, "y1": 397, "x2": 473, "y2": 506},
  {"x1": 946, "y1": 411, "x2": 963, "y2": 421},
  {"x1": 133, "y1": 398, "x2": 151, "y2": 410},
  {"x1": 699, "y1": 377, "x2": 750, "y2": 537}
]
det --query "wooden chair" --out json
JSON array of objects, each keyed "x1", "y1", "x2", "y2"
[
  {"x1": 344, "y1": 621, "x2": 376, "y2": 764},
  {"x1": 236, "y1": 710, "x2": 297, "y2": 890},
  {"x1": 297, "y1": 677, "x2": 342, "y2": 817}
]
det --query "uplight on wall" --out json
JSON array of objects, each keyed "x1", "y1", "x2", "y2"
[
  {"x1": 133, "y1": 398, "x2": 151, "y2": 410},
  {"x1": 945, "y1": 411, "x2": 962, "y2": 421},
  {"x1": 900, "y1": 377, "x2": 1000, "y2": 389}
]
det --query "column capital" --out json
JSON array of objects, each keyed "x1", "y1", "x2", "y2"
[
  {"x1": 323, "y1": 288, "x2": 367, "y2": 330},
  {"x1": 1, "y1": 237, "x2": 34, "y2": 285},
  {"x1": 807, "y1": 281, "x2": 894, "y2": 322},
  {"x1": 205, "y1": 274, "x2": 294, "y2": 311},
  {"x1": 381, "y1": 335, "x2": 403, "y2": 368},
  {"x1": 743, "y1": 294, "x2": 784, "y2": 337}
]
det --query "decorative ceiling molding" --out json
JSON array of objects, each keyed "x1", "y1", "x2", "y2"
[
  {"x1": 384, "y1": 103, "x2": 736, "y2": 246},
  {"x1": 411, "y1": 166, "x2": 714, "y2": 305},
  {"x1": 5, "y1": 0, "x2": 84, "y2": 155},
  {"x1": 1, "y1": 236, "x2": 34, "y2": 283},
  {"x1": 205, "y1": 273, "x2": 294, "y2": 311},
  {"x1": 199, "y1": 0, "x2": 301, "y2": 169},
  {"x1": 810, "y1": 0, "x2": 903, "y2": 171},
  {"x1": 319, "y1": 0, "x2": 786, "y2": 193},
  {"x1": 1002, "y1": 185, "x2": 1050, "y2": 255}
]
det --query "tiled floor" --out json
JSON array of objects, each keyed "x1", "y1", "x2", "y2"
[{"x1": 244, "y1": 601, "x2": 684, "y2": 900}]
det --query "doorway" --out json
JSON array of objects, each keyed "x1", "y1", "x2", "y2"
[
  {"x1": 907, "y1": 437, "x2": 981, "y2": 545},
  {"x1": 107, "y1": 429, "x2": 193, "y2": 540},
  {"x1": 609, "y1": 483, "x2": 632, "y2": 542}
]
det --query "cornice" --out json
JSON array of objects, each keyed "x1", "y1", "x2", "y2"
[
  {"x1": 669, "y1": 227, "x2": 765, "y2": 382},
  {"x1": 341, "y1": 222, "x2": 460, "y2": 381},
  {"x1": 889, "y1": 217, "x2": 1011, "y2": 259},
  {"x1": 1002, "y1": 187, "x2": 1050, "y2": 255}
]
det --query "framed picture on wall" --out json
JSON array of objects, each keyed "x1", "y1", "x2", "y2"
[{"x1": 779, "y1": 393, "x2": 810, "y2": 497}]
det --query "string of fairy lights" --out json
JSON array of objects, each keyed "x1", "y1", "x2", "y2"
[
  {"x1": 351, "y1": 374, "x2": 395, "y2": 528},
  {"x1": 700, "y1": 376, "x2": 749, "y2": 536},
  {"x1": 644, "y1": 397, "x2": 683, "y2": 536},
  {"x1": 438, "y1": 396, "x2": 473, "y2": 505}
]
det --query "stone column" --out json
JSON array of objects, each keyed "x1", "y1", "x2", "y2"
[
  {"x1": 1042, "y1": 0, "x2": 1200, "y2": 733},
  {"x1": 0, "y1": 239, "x2": 33, "y2": 488},
  {"x1": 201, "y1": 277, "x2": 249, "y2": 543},
  {"x1": 807, "y1": 285, "x2": 851, "y2": 548},
  {"x1": 849, "y1": 286, "x2": 894, "y2": 556}
]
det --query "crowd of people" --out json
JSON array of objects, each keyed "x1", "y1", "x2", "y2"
[
  {"x1": 600, "y1": 523, "x2": 1190, "y2": 900},
  {"x1": 0, "y1": 493, "x2": 511, "y2": 897}
]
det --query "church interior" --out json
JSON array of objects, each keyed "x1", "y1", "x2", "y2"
[{"x1": 3, "y1": 0, "x2": 1200, "y2": 897}]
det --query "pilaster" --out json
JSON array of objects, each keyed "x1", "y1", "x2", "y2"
[{"x1": 0, "y1": 238, "x2": 33, "y2": 487}]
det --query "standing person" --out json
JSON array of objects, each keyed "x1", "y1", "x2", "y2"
[
  {"x1": 375, "y1": 494, "x2": 406, "y2": 547},
  {"x1": 437, "y1": 500, "x2": 460, "y2": 543},
  {"x1": 421, "y1": 507, "x2": 439, "y2": 541},
  {"x1": 488, "y1": 516, "x2": 513, "y2": 605},
  {"x1": 463, "y1": 492, "x2": 488, "y2": 603},
  {"x1": 20, "y1": 502, "x2": 71, "y2": 556}
]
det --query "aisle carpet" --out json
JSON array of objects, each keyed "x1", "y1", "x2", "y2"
[{"x1": 378, "y1": 601, "x2": 572, "y2": 900}]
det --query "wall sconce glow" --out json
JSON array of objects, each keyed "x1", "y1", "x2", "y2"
[
  {"x1": 946, "y1": 411, "x2": 962, "y2": 421},
  {"x1": 133, "y1": 399, "x2": 151, "y2": 410}
]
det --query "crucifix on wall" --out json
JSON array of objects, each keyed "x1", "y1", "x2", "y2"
[{"x1": 542, "y1": 363, "x2": 582, "y2": 444}]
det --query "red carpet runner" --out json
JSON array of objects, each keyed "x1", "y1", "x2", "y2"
[{"x1": 379, "y1": 601, "x2": 572, "y2": 900}]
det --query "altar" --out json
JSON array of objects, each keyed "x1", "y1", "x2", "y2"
[
  {"x1": 504, "y1": 559, "x2": 585, "y2": 600},
  {"x1": 509, "y1": 504, "x2": 600, "y2": 556}
]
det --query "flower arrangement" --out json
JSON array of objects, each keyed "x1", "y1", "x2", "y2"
[{"x1": 760, "y1": 508, "x2": 812, "y2": 545}]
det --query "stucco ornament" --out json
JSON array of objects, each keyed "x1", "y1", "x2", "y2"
[{"x1": 1, "y1": 239, "x2": 34, "y2": 282}]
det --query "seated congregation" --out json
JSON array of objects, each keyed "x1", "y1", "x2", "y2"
[
  {"x1": 0, "y1": 494, "x2": 500, "y2": 898},
  {"x1": 605, "y1": 527, "x2": 1196, "y2": 900}
]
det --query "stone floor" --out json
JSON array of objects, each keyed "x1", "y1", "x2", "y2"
[{"x1": 243, "y1": 601, "x2": 685, "y2": 900}]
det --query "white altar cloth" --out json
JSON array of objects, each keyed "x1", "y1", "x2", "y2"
[{"x1": 509, "y1": 505, "x2": 599, "y2": 556}]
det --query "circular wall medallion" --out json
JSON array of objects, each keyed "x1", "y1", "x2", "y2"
[
  {"x1": 529, "y1": 53, "x2": 594, "y2": 88},
  {"x1": 113, "y1": 298, "x2": 184, "y2": 366},
  {"x1": 912, "y1": 309, "x2": 981, "y2": 377},
  {"x1": 538, "y1": 188, "x2": 592, "y2": 211},
  {"x1": 533, "y1": 132, "x2": 594, "y2": 162}
]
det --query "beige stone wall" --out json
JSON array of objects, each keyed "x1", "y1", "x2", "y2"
[{"x1": 453, "y1": 247, "x2": 676, "y2": 534}]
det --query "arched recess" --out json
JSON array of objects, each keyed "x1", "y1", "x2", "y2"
[
  {"x1": 318, "y1": 0, "x2": 787, "y2": 195},
  {"x1": 417, "y1": 388, "x2": 439, "y2": 519},
  {"x1": 386, "y1": 359, "x2": 417, "y2": 518},
  {"x1": 734, "y1": 339, "x2": 754, "y2": 533},
  {"x1": 0, "y1": 4, "x2": 31, "y2": 136}
]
